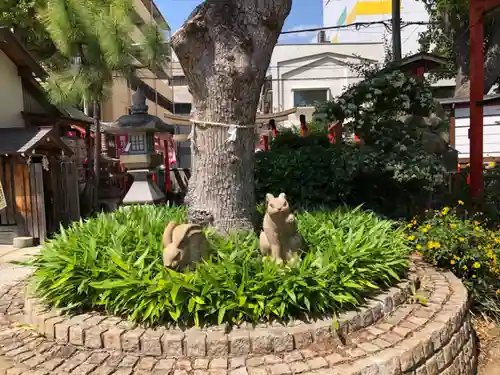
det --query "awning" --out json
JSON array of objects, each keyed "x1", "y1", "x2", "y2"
[{"x1": 0, "y1": 127, "x2": 74, "y2": 157}]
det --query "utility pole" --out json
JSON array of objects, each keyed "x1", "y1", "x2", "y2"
[{"x1": 392, "y1": 0, "x2": 402, "y2": 61}]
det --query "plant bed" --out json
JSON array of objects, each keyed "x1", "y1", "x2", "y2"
[{"x1": 27, "y1": 205, "x2": 410, "y2": 328}]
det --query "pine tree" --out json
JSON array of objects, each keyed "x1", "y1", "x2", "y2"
[{"x1": 39, "y1": 0, "x2": 170, "y2": 209}]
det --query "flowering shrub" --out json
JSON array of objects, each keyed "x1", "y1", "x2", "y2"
[{"x1": 407, "y1": 203, "x2": 500, "y2": 318}]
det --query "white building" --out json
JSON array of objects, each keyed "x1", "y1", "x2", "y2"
[
  {"x1": 323, "y1": 0, "x2": 428, "y2": 56},
  {"x1": 268, "y1": 42, "x2": 386, "y2": 126}
]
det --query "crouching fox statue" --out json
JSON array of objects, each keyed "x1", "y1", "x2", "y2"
[{"x1": 162, "y1": 222, "x2": 210, "y2": 270}]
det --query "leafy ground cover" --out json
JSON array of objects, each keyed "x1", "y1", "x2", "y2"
[{"x1": 30, "y1": 205, "x2": 409, "y2": 327}]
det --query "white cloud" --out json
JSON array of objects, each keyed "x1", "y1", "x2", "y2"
[{"x1": 278, "y1": 24, "x2": 321, "y2": 44}]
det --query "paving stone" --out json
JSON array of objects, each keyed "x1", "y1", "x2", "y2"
[
  {"x1": 69, "y1": 325, "x2": 86, "y2": 346},
  {"x1": 22, "y1": 355, "x2": 46, "y2": 368},
  {"x1": 161, "y1": 332, "x2": 184, "y2": 356},
  {"x1": 55, "y1": 345, "x2": 77, "y2": 359},
  {"x1": 393, "y1": 326, "x2": 412, "y2": 338},
  {"x1": 105, "y1": 353, "x2": 125, "y2": 367},
  {"x1": 306, "y1": 357, "x2": 328, "y2": 370},
  {"x1": 289, "y1": 326, "x2": 312, "y2": 350},
  {"x1": 156, "y1": 359, "x2": 176, "y2": 371},
  {"x1": 84, "y1": 326, "x2": 107, "y2": 349},
  {"x1": 250, "y1": 330, "x2": 273, "y2": 355},
  {"x1": 325, "y1": 353, "x2": 345, "y2": 366},
  {"x1": 87, "y1": 352, "x2": 110, "y2": 365},
  {"x1": 289, "y1": 361, "x2": 309, "y2": 374},
  {"x1": 176, "y1": 359, "x2": 192, "y2": 371},
  {"x1": 186, "y1": 331, "x2": 207, "y2": 357},
  {"x1": 119, "y1": 355, "x2": 139, "y2": 368},
  {"x1": 103, "y1": 328, "x2": 124, "y2": 350},
  {"x1": 229, "y1": 357, "x2": 245, "y2": 370},
  {"x1": 372, "y1": 338, "x2": 392, "y2": 349},
  {"x1": 210, "y1": 358, "x2": 228, "y2": 369},
  {"x1": 283, "y1": 351, "x2": 303, "y2": 363},
  {"x1": 54, "y1": 321, "x2": 71, "y2": 344},
  {"x1": 71, "y1": 363, "x2": 98, "y2": 375},
  {"x1": 272, "y1": 329, "x2": 293, "y2": 353},
  {"x1": 173, "y1": 371, "x2": 189, "y2": 375},
  {"x1": 230, "y1": 367, "x2": 249, "y2": 375},
  {"x1": 136, "y1": 356, "x2": 157, "y2": 371},
  {"x1": 44, "y1": 317, "x2": 64, "y2": 340},
  {"x1": 113, "y1": 369, "x2": 133, "y2": 375},
  {"x1": 207, "y1": 332, "x2": 228, "y2": 356},
  {"x1": 57, "y1": 352, "x2": 89, "y2": 373},
  {"x1": 121, "y1": 329, "x2": 144, "y2": 352},
  {"x1": 209, "y1": 369, "x2": 227, "y2": 375},
  {"x1": 247, "y1": 367, "x2": 266, "y2": 375},
  {"x1": 38, "y1": 358, "x2": 64, "y2": 371},
  {"x1": 140, "y1": 329, "x2": 163, "y2": 356},
  {"x1": 266, "y1": 363, "x2": 291, "y2": 375},
  {"x1": 229, "y1": 331, "x2": 250, "y2": 356}
]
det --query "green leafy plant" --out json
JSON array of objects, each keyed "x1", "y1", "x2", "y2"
[
  {"x1": 407, "y1": 204, "x2": 500, "y2": 318},
  {"x1": 30, "y1": 205, "x2": 410, "y2": 327}
]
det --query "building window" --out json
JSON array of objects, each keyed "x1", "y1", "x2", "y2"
[
  {"x1": 169, "y1": 76, "x2": 188, "y2": 86},
  {"x1": 293, "y1": 89, "x2": 328, "y2": 107},
  {"x1": 129, "y1": 134, "x2": 145, "y2": 152}
]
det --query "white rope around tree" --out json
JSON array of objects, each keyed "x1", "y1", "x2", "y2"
[{"x1": 187, "y1": 118, "x2": 257, "y2": 153}]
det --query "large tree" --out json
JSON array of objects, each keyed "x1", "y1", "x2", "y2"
[
  {"x1": 172, "y1": 0, "x2": 292, "y2": 232},
  {"x1": 418, "y1": 0, "x2": 500, "y2": 96},
  {"x1": 39, "y1": 0, "x2": 169, "y2": 210}
]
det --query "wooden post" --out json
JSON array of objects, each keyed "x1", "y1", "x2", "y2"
[
  {"x1": 163, "y1": 139, "x2": 171, "y2": 193},
  {"x1": 469, "y1": 3, "x2": 485, "y2": 199},
  {"x1": 262, "y1": 135, "x2": 269, "y2": 151}
]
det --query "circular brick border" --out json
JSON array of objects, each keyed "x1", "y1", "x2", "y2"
[
  {"x1": 22, "y1": 277, "x2": 414, "y2": 358},
  {"x1": 0, "y1": 256, "x2": 477, "y2": 375}
]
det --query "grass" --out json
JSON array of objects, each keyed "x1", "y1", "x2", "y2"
[{"x1": 29, "y1": 205, "x2": 410, "y2": 327}]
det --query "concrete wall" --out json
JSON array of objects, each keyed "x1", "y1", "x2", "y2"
[{"x1": 0, "y1": 51, "x2": 24, "y2": 128}]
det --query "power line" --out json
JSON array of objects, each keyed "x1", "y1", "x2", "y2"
[{"x1": 279, "y1": 20, "x2": 434, "y2": 35}]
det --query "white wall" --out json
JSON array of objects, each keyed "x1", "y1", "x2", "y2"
[
  {"x1": 270, "y1": 43, "x2": 385, "y2": 126},
  {"x1": 0, "y1": 51, "x2": 24, "y2": 128},
  {"x1": 454, "y1": 106, "x2": 500, "y2": 159}
]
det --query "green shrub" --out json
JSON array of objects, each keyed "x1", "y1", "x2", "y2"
[
  {"x1": 269, "y1": 129, "x2": 332, "y2": 150},
  {"x1": 30, "y1": 205, "x2": 409, "y2": 327},
  {"x1": 255, "y1": 139, "x2": 442, "y2": 219},
  {"x1": 407, "y1": 204, "x2": 500, "y2": 318}
]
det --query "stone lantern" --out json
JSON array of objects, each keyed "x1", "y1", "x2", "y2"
[{"x1": 108, "y1": 87, "x2": 175, "y2": 204}]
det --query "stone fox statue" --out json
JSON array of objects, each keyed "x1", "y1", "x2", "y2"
[
  {"x1": 162, "y1": 222, "x2": 210, "y2": 270},
  {"x1": 260, "y1": 193, "x2": 303, "y2": 262}
]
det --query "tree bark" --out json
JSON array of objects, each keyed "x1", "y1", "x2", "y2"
[
  {"x1": 172, "y1": 0, "x2": 292, "y2": 233},
  {"x1": 453, "y1": 11, "x2": 500, "y2": 97}
]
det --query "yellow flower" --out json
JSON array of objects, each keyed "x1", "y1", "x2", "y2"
[
  {"x1": 427, "y1": 241, "x2": 441, "y2": 249},
  {"x1": 463, "y1": 265, "x2": 468, "y2": 270},
  {"x1": 441, "y1": 207, "x2": 450, "y2": 216},
  {"x1": 421, "y1": 227, "x2": 428, "y2": 233},
  {"x1": 454, "y1": 255, "x2": 461, "y2": 260},
  {"x1": 449, "y1": 223, "x2": 457, "y2": 229},
  {"x1": 467, "y1": 163, "x2": 470, "y2": 167},
  {"x1": 458, "y1": 237, "x2": 465, "y2": 242},
  {"x1": 408, "y1": 235, "x2": 415, "y2": 241},
  {"x1": 473, "y1": 262, "x2": 481, "y2": 269},
  {"x1": 416, "y1": 244, "x2": 422, "y2": 250},
  {"x1": 496, "y1": 289, "x2": 500, "y2": 295},
  {"x1": 458, "y1": 200, "x2": 464, "y2": 205},
  {"x1": 489, "y1": 162, "x2": 496, "y2": 167},
  {"x1": 450, "y1": 259, "x2": 456, "y2": 265},
  {"x1": 472, "y1": 275, "x2": 477, "y2": 279}
]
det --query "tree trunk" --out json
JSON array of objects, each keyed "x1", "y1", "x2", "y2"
[
  {"x1": 453, "y1": 12, "x2": 500, "y2": 97},
  {"x1": 172, "y1": 0, "x2": 292, "y2": 233},
  {"x1": 93, "y1": 100, "x2": 101, "y2": 210}
]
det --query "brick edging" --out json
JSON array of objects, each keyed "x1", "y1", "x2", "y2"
[{"x1": 22, "y1": 277, "x2": 413, "y2": 357}]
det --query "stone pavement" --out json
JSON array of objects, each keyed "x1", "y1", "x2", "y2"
[{"x1": 0, "y1": 250, "x2": 477, "y2": 375}]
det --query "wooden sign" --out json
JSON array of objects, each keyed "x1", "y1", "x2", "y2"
[{"x1": 0, "y1": 181, "x2": 6, "y2": 211}]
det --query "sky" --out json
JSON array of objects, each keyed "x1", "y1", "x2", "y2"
[{"x1": 156, "y1": 0, "x2": 323, "y2": 44}]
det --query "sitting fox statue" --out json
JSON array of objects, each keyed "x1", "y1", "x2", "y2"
[
  {"x1": 162, "y1": 222, "x2": 210, "y2": 270},
  {"x1": 260, "y1": 193, "x2": 303, "y2": 262}
]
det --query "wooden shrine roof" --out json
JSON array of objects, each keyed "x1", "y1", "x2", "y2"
[{"x1": 0, "y1": 127, "x2": 74, "y2": 156}]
